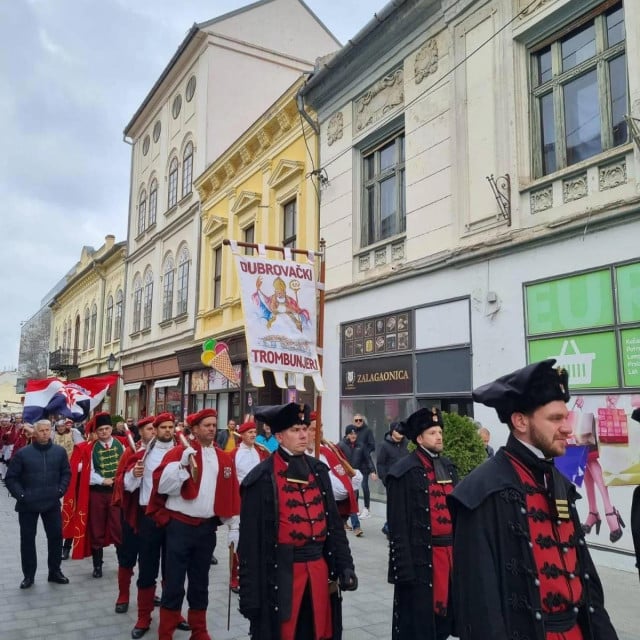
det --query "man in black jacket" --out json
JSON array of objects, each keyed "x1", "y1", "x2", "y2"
[
  {"x1": 377, "y1": 422, "x2": 409, "y2": 537},
  {"x1": 386, "y1": 408, "x2": 458, "y2": 640},
  {"x1": 5, "y1": 419, "x2": 71, "y2": 589},
  {"x1": 448, "y1": 360, "x2": 618, "y2": 640},
  {"x1": 238, "y1": 402, "x2": 357, "y2": 640},
  {"x1": 352, "y1": 413, "x2": 376, "y2": 518}
]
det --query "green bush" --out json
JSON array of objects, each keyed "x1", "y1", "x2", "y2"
[
  {"x1": 111, "y1": 415, "x2": 124, "y2": 426},
  {"x1": 442, "y1": 411, "x2": 487, "y2": 477},
  {"x1": 405, "y1": 412, "x2": 487, "y2": 477}
]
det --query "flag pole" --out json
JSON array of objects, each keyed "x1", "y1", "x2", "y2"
[{"x1": 314, "y1": 239, "x2": 326, "y2": 459}]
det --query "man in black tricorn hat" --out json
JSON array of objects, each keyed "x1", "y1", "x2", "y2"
[
  {"x1": 386, "y1": 406, "x2": 457, "y2": 640},
  {"x1": 238, "y1": 402, "x2": 357, "y2": 640},
  {"x1": 448, "y1": 359, "x2": 618, "y2": 640}
]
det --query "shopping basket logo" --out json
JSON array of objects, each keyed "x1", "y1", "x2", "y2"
[{"x1": 550, "y1": 339, "x2": 596, "y2": 385}]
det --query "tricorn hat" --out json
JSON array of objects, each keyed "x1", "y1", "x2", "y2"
[
  {"x1": 398, "y1": 407, "x2": 443, "y2": 443},
  {"x1": 473, "y1": 359, "x2": 570, "y2": 424},
  {"x1": 254, "y1": 403, "x2": 310, "y2": 433}
]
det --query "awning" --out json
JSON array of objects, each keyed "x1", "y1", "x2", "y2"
[
  {"x1": 123, "y1": 382, "x2": 143, "y2": 393},
  {"x1": 154, "y1": 377, "x2": 180, "y2": 389}
]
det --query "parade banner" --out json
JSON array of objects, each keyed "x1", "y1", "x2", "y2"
[{"x1": 232, "y1": 249, "x2": 323, "y2": 392}]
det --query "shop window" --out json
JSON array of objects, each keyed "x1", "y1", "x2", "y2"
[
  {"x1": 361, "y1": 130, "x2": 405, "y2": 247},
  {"x1": 530, "y1": 3, "x2": 627, "y2": 177}
]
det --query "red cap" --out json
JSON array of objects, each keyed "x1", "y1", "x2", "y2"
[
  {"x1": 309, "y1": 411, "x2": 318, "y2": 421},
  {"x1": 137, "y1": 416, "x2": 155, "y2": 428},
  {"x1": 186, "y1": 408, "x2": 217, "y2": 426},
  {"x1": 237, "y1": 421, "x2": 257, "y2": 434},
  {"x1": 153, "y1": 412, "x2": 175, "y2": 427}
]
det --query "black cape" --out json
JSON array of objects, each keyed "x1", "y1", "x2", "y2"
[
  {"x1": 238, "y1": 450, "x2": 355, "y2": 640},
  {"x1": 447, "y1": 437, "x2": 618, "y2": 640},
  {"x1": 386, "y1": 449, "x2": 458, "y2": 640}
]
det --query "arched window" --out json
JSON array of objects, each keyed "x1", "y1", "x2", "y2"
[
  {"x1": 90, "y1": 303, "x2": 97, "y2": 348},
  {"x1": 176, "y1": 246, "x2": 190, "y2": 315},
  {"x1": 55, "y1": 329, "x2": 59, "y2": 351},
  {"x1": 62, "y1": 321, "x2": 67, "y2": 350},
  {"x1": 182, "y1": 142, "x2": 193, "y2": 198},
  {"x1": 83, "y1": 307, "x2": 90, "y2": 350},
  {"x1": 149, "y1": 179, "x2": 158, "y2": 226},
  {"x1": 143, "y1": 270, "x2": 154, "y2": 330},
  {"x1": 114, "y1": 289, "x2": 123, "y2": 340},
  {"x1": 162, "y1": 255, "x2": 175, "y2": 321},
  {"x1": 66, "y1": 319, "x2": 73, "y2": 351},
  {"x1": 168, "y1": 158, "x2": 178, "y2": 208},
  {"x1": 105, "y1": 295, "x2": 114, "y2": 344},
  {"x1": 132, "y1": 275, "x2": 143, "y2": 333},
  {"x1": 138, "y1": 189, "x2": 147, "y2": 235}
]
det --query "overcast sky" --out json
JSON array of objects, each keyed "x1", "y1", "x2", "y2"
[{"x1": 0, "y1": 0, "x2": 378, "y2": 370}]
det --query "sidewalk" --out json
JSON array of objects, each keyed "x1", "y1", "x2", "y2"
[{"x1": 0, "y1": 488, "x2": 636, "y2": 639}]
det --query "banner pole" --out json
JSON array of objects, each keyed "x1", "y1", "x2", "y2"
[{"x1": 314, "y1": 238, "x2": 326, "y2": 459}]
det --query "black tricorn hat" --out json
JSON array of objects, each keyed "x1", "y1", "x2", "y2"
[
  {"x1": 254, "y1": 402, "x2": 311, "y2": 433},
  {"x1": 473, "y1": 359, "x2": 570, "y2": 424},
  {"x1": 398, "y1": 407, "x2": 443, "y2": 443}
]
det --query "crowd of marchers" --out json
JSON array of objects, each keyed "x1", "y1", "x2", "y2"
[{"x1": 2, "y1": 358, "x2": 640, "y2": 640}]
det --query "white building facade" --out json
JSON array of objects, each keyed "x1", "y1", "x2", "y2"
[
  {"x1": 119, "y1": 0, "x2": 340, "y2": 420},
  {"x1": 301, "y1": 0, "x2": 640, "y2": 558}
]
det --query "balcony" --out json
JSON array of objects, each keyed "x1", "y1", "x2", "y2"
[{"x1": 49, "y1": 348, "x2": 80, "y2": 376}]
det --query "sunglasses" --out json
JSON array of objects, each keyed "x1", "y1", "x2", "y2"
[{"x1": 354, "y1": 418, "x2": 363, "y2": 423}]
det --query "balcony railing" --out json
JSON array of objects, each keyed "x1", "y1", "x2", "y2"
[{"x1": 49, "y1": 348, "x2": 79, "y2": 373}]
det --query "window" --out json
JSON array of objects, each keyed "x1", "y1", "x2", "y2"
[
  {"x1": 361, "y1": 131, "x2": 405, "y2": 248},
  {"x1": 143, "y1": 270, "x2": 153, "y2": 330},
  {"x1": 213, "y1": 247, "x2": 222, "y2": 308},
  {"x1": 142, "y1": 135, "x2": 150, "y2": 156},
  {"x1": 83, "y1": 307, "x2": 90, "y2": 350},
  {"x1": 182, "y1": 142, "x2": 193, "y2": 198},
  {"x1": 168, "y1": 158, "x2": 178, "y2": 208},
  {"x1": 137, "y1": 190, "x2": 147, "y2": 235},
  {"x1": 162, "y1": 256, "x2": 174, "y2": 321},
  {"x1": 105, "y1": 296, "x2": 113, "y2": 344},
  {"x1": 176, "y1": 247, "x2": 190, "y2": 315},
  {"x1": 531, "y1": 3, "x2": 627, "y2": 177},
  {"x1": 186, "y1": 75, "x2": 197, "y2": 102},
  {"x1": 90, "y1": 303, "x2": 97, "y2": 348},
  {"x1": 132, "y1": 277, "x2": 142, "y2": 333},
  {"x1": 244, "y1": 225, "x2": 255, "y2": 255},
  {"x1": 149, "y1": 179, "x2": 158, "y2": 226},
  {"x1": 114, "y1": 289, "x2": 123, "y2": 339},
  {"x1": 55, "y1": 329, "x2": 59, "y2": 350},
  {"x1": 153, "y1": 120, "x2": 161, "y2": 142},
  {"x1": 172, "y1": 94, "x2": 182, "y2": 119},
  {"x1": 62, "y1": 322, "x2": 67, "y2": 350},
  {"x1": 283, "y1": 199, "x2": 296, "y2": 248}
]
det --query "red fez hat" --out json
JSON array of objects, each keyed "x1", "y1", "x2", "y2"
[
  {"x1": 237, "y1": 421, "x2": 257, "y2": 434},
  {"x1": 187, "y1": 408, "x2": 217, "y2": 426},
  {"x1": 137, "y1": 416, "x2": 155, "y2": 428},
  {"x1": 94, "y1": 412, "x2": 112, "y2": 428},
  {"x1": 309, "y1": 411, "x2": 318, "y2": 421},
  {"x1": 153, "y1": 413, "x2": 175, "y2": 427}
]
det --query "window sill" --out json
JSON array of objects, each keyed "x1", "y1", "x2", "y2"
[
  {"x1": 141, "y1": 327, "x2": 152, "y2": 336},
  {"x1": 147, "y1": 222, "x2": 157, "y2": 233},
  {"x1": 135, "y1": 231, "x2": 146, "y2": 241},
  {"x1": 520, "y1": 144, "x2": 633, "y2": 193},
  {"x1": 354, "y1": 232, "x2": 406, "y2": 257},
  {"x1": 179, "y1": 191, "x2": 193, "y2": 206},
  {"x1": 129, "y1": 331, "x2": 141, "y2": 339},
  {"x1": 165, "y1": 204, "x2": 178, "y2": 217},
  {"x1": 174, "y1": 312, "x2": 188, "y2": 325},
  {"x1": 159, "y1": 319, "x2": 173, "y2": 328}
]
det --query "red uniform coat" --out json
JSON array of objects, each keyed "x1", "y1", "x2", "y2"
[{"x1": 112, "y1": 446, "x2": 145, "y2": 531}]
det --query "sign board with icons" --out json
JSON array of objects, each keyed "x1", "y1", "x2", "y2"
[{"x1": 341, "y1": 311, "x2": 411, "y2": 359}]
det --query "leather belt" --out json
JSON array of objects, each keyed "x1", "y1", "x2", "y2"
[
  {"x1": 431, "y1": 535, "x2": 453, "y2": 547},
  {"x1": 292, "y1": 542, "x2": 324, "y2": 562},
  {"x1": 543, "y1": 608, "x2": 578, "y2": 632}
]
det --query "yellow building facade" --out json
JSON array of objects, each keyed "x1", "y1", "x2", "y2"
[
  {"x1": 49, "y1": 235, "x2": 126, "y2": 412},
  {"x1": 190, "y1": 77, "x2": 319, "y2": 420}
]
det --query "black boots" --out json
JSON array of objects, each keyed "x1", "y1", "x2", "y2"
[{"x1": 92, "y1": 548, "x2": 104, "y2": 578}]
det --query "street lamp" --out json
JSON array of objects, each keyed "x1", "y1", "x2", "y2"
[{"x1": 106, "y1": 353, "x2": 117, "y2": 371}]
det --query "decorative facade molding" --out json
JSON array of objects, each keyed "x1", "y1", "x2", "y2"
[
  {"x1": 562, "y1": 174, "x2": 588, "y2": 203},
  {"x1": 239, "y1": 146, "x2": 252, "y2": 165},
  {"x1": 231, "y1": 191, "x2": 261, "y2": 215},
  {"x1": 358, "y1": 254, "x2": 370, "y2": 272},
  {"x1": 327, "y1": 111, "x2": 344, "y2": 147},
  {"x1": 354, "y1": 68, "x2": 404, "y2": 133},
  {"x1": 599, "y1": 160, "x2": 627, "y2": 191},
  {"x1": 268, "y1": 159, "x2": 304, "y2": 189},
  {"x1": 391, "y1": 243, "x2": 405, "y2": 261},
  {"x1": 202, "y1": 214, "x2": 228, "y2": 237},
  {"x1": 530, "y1": 186, "x2": 553, "y2": 214},
  {"x1": 277, "y1": 111, "x2": 291, "y2": 132},
  {"x1": 257, "y1": 130, "x2": 271, "y2": 149},
  {"x1": 414, "y1": 38, "x2": 438, "y2": 84},
  {"x1": 519, "y1": 0, "x2": 554, "y2": 18},
  {"x1": 224, "y1": 161, "x2": 236, "y2": 180},
  {"x1": 375, "y1": 248, "x2": 387, "y2": 267}
]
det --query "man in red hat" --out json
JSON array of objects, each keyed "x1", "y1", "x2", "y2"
[
  {"x1": 239, "y1": 403, "x2": 358, "y2": 640},
  {"x1": 111, "y1": 415, "x2": 156, "y2": 615},
  {"x1": 63, "y1": 411, "x2": 125, "y2": 577},
  {"x1": 228, "y1": 421, "x2": 270, "y2": 593},
  {"x1": 148, "y1": 408, "x2": 240, "y2": 640},
  {"x1": 449, "y1": 360, "x2": 618, "y2": 640},
  {"x1": 386, "y1": 407, "x2": 458, "y2": 640}
]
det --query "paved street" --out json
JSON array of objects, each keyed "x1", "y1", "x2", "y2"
[{"x1": 0, "y1": 487, "x2": 637, "y2": 640}]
